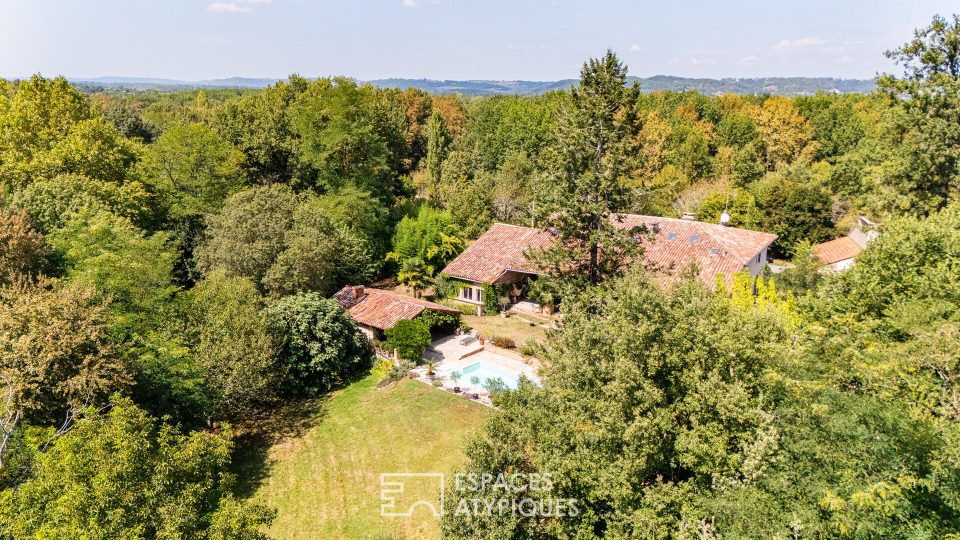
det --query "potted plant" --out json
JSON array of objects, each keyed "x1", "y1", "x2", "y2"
[
  {"x1": 450, "y1": 370, "x2": 462, "y2": 393},
  {"x1": 528, "y1": 278, "x2": 558, "y2": 315},
  {"x1": 470, "y1": 376, "x2": 481, "y2": 387},
  {"x1": 425, "y1": 360, "x2": 436, "y2": 377},
  {"x1": 498, "y1": 296, "x2": 511, "y2": 317}
]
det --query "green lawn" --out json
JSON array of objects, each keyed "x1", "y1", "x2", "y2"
[
  {"x1": 462, "y1": 313, "x2": 548, "y2": 347},
  {"x1": 234, "y1": 375, "x2": 489, "y2": 540}
]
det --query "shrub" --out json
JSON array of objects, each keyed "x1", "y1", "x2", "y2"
[
  {"x1": 417, "y1": 309, "x2": 461, "y2": 331},
  {"x1": 439, "y1": 298, "x2": 477, "y2": 315},
  {"x1": 490, "y1": 336, "x2": 516, "y2": 349},
  {"x1": 385, "y1": 319, "x2": 432, "y2": 363},
  {"x1": 267, "y1": 292, "x2": 373, "y2": 397},
  {"x1": 520, "y1": 339, "x2": 539, "y2": 357},
  {"x1": 432, "y1": 273, "x2": 456, "y2": 300},
  {"x1": 432, "y1": 380, "x2": 444, "y2": 388}
]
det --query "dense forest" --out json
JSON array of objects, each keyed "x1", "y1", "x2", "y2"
[{"x1": 0, "y1": 12, "x2": 959, "y2": 539}]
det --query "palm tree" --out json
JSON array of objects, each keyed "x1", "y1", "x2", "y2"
[{"x1": 398, "y1": 257, "x2": 431, "y2": 298}]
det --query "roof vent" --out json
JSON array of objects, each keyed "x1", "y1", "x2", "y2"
[{"x1": 681, "y1": 212, "x2": 696, "y2": 221}]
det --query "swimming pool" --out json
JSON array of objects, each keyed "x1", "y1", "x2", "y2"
[{"x1": 442, "y1": 360, "x2": 537, "y2": 391}]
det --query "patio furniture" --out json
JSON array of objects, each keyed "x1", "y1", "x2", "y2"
[{"x1": 459, "y1": 328, "x2": 478, "y2": 346}]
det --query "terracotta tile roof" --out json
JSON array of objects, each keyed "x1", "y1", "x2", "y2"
[
  {"x1": 333, "y1": 286, "x2": 459, "y2": 330},
  {"x1": 441, "y1": 215, "x2": 777, "y2": 285},
  {"x1": 613, "y1": 214, "x2": 777, "y2": 284},
  {"x1": 440, "y1": 223, "x2": 555, "y2": 284},
  {"x1": 812, "y1": 236, "x2": 863, "y2": 265}
]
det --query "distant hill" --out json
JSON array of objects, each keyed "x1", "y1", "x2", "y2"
[
  {"x1": 370, "y1": 76, "x2": 876, "y2": 96},
  {"x1": 63, "y1": 75, "x2": 876, "y2": 96}
]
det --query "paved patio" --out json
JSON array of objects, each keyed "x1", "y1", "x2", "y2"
[
  {"x1": 422, "y1": 334, "x2": 483, "y2": 362},
  {"x1": 415, "y1": 335, "x2": 540, "y2": 407}
]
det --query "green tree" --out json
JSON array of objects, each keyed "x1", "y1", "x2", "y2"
[
  {"x1": 388, "y1": 206, "x2": 464, "y2": 274},
  {"x1": 213, "y1": 77, "x2": 303, "y2": 184},
  {"x1": 0, "y1": 398, "x2": 273, "y2": 539},
  {"x1": 315, "y1": 185, "x2": 391, "y2": 262},
  {"x1": 695, "y1": 189, "x2": 761, "y2": 228},
  {"x1": 535, "y1": 50, "x2": 641, "y2": 285},
  {"x1": 756, "y1": 165, "x2": 835, "y2": 257},
  {"x1": 8, "y1": 174, "x2": 154, "y2": 233},
  {"x1": 262, "y1": 199, "x2": 375, "y2": 297},
  {"x1": 292, "y1": 78, "x2": 393, "y2": 197},
  {"x1": 186, "y1": 271, "x2": 280, "y2": 421},
  {"x1": 397, "y1": 256, "x2": 431, "y2": 298},
  {"x1": 196, "y1": 185, "x2": 300, "y2": 290},
  {"x1": 198, "y1": 186, "x2": 374, "y2": 297},
  {"x1": 49, "y1": 210, "x2": 179, "y2": 339},
  {"x1": 0, "y1": 278, "x2": 122, "y2": 433},
  {"x1": 443, "y1": 270, "x2": 788, "y2": 538},
  {"x1": 424, "y1": 109, "x2": 449, "y2": 194},
  {"x1": 775, "y1": 240, "x2": 822, "y2": 295},
  {"x1": 267, "y1": 293, "x2": 372, "y2": 397},
  {"x1": 384, "y1": 319, "x2": 432, "y2": 363},
  {"x1": 139, "y1": 122, "x2": 247, "y2": 221},
  {"x1": 879, "y1": 14, "x2": 960, "y2": 215},
  {"x1": 0, "y1": 75, "x2": 91, "y2": 186}
]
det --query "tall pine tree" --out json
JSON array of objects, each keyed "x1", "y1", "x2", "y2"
[{"x1": 533, "y1": 50, "x2": 641, "y2": 286}]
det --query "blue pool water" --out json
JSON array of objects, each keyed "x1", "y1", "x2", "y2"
[{"x1": 444, "y1": 361, "x2": 537, "y2": 390}]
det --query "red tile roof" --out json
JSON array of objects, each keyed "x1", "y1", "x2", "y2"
[
  {"x1": 333, "y1": 286, "x2": 459, "y2": 330},
  {"x1": 812, "y1": 236, "x2": 863, "y2": 265},
  {"x1": 440, "y1": 223, "x2": 555, "y2": 284},
  {"x1": 441, "y1": 215, "x2": 777, "y2": 285},
  {"x1": 613, "y1": 214, "x2": 777, "y2": 284}
]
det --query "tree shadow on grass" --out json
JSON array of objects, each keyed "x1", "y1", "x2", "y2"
[
  {"x1": 230, "y1": 395, "x2": 331, "y2": 499},
  {"x1": 229, "y1": 368, "x2": 376, "y2": 499}
]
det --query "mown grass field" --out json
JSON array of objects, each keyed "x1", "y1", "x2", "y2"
[{"x1": 234, "y1": 374, "x2": 490, "y2": 540}]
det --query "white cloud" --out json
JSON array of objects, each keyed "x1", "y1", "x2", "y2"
[
  {"x1": 208, "y1": 3, "x2": 251, "y2": 13},
  {"x1": 402, "y1": 0, "x2": 440, "y2": 8},
  {"x1": 629, "y1": 44, "x2": 643, "y2": 53},
  {"x1": 207, "y1": 0, "x2": 273, "y2": 14},
  {"x1": 775, "y1": 36, "x2": 826, "y2": 49},
  {"x1": 736, "y1": 55, "x2": 758, "y2": 65}
]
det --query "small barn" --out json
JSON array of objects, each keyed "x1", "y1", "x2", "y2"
[{"x1": 333, "y1": 285, "x2": 460, "y2": 341}]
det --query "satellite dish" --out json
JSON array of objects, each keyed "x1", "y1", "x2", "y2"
[{"x1": 719, "y1": 210, "x2": 731, "y2": 226}]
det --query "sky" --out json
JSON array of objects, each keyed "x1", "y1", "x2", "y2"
[{"x1": 0, "y1": 0, "x2": 956, "y2": 81}]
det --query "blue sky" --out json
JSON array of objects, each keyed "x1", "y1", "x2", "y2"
[{"x1": 0, "y1": 0, "x2": 956, "y2": 81}]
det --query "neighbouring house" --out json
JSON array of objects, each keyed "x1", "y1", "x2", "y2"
[
  {"x1": 812, "y1": 216, "x2": 880, "y2": 272},
  {"x1": 333, "y1": 285, "x2": 460, "y2": 342},
  {"x1": 440, "y1": 214, "x2": 777, "y2": 313}
]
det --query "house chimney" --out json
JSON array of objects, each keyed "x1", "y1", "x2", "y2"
[
  {"x1": 681, "y1": 212, "x2": 696, "y2": 221},
  {"x1": 352, "y1": 285, "x2": 364, "y2": 299}
]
